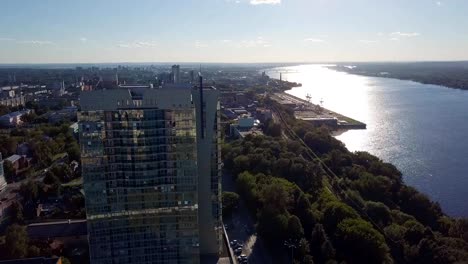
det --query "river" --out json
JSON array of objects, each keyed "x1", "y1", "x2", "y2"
[{"x1": 266, "y1": 64, "x2": 468, "y2": 217}]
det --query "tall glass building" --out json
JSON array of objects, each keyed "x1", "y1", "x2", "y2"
[
  {"x1": 0, "y1": 153, "x2": 7, "y2": 192},
  {"x1": 79, "y1": 84, "x2": 221, "y2": 264}
]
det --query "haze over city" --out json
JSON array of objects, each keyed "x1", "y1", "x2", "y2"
[{"x1": 1, "y1": 0, "x2": 468, "y2": 63}]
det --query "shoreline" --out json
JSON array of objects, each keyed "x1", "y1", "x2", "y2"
[{"x1": 329, "y1": 65, "x2": 468, "y2": 91}]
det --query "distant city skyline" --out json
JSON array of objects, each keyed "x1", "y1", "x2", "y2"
[{"x1": 1, "y1": 0, "x2": 468, "y2": 63}]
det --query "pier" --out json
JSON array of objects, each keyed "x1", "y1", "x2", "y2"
[{"x1": 270, "y1": 92, "x2": 366, "y2": 130}]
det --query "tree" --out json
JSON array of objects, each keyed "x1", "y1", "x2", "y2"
[
  {"x1": 5, "y1": 224, "x2": 29, "y2": 258},
  {"x1": 302, "y1": 255, "x2": 315, "y2": 264},
  {"x1": 10, "y1": 201, "x2": 24, "y2": 223},
  {"x1": 236, "y1": 171, "x2": 257, "y2": 206},
  {"x1": 222, "y1": 191, "x2": 239, "y2": 216},
  {"x1": 321, "y1": 238, "x2": 336, "y2": 261},
  {"x1": 66, "y1": 143, "x2": 81, "y2": 162},
  {"x1": 50, "y1": 164, "x2": 72, "y2": 182},
  {"x1": 335, "y1": 218, "x2": 390, "y2": 263},
  {"x1": 384, "y1": 224, "x2": 407, "y2": 242},
  {"x1": 0, "y1": 136, "x2": 18, "y2": 156},
  {"x1": 233, "y1": 155, "x2": 250, "y2": 175},
  {"x1": 404, "y1": 220, "x2": 425, "y2": 245},
  {"x1": 297, "y1": 238, "x2": 310, "y2": 259},
  {"x1": 310, "y1": 224, "x2": 336, "y2": 262},
  {"x1": 3, "y1": 160, "x2": 15, "y2": 181},
  {"x1": 259, "y1": 181, "x2": 291, "y2": 216},
  {"x1": 365, "y1": 201, "x2": 391, "y2": 226},
  {"x1": 398, "y1": 186, "x2": 442, "y2": 229},
  {"x1": 19, "y1": 180, "x2": 39, "y2": 201},
  {"x1": 20, "y1": 112, "x2": 38, "y2": 123},
  {"x1": 322, "y1": 201, "x2": 359, "y2": 232},
  {"x1": 44, "y1": 171, "x2": 60, "y2": 185},
  {"x1": 287, "y1": 215, "x2": 304, "y2": 239},
  {"x1": 303, "y1": 128, "x2": 334, "y2": 154},
  {"x1": 28, "y1": 245, "x2": 41, "y2": 257},
  {"x1": 264, "y1": 119, "x2": 282, "y2": 137}
]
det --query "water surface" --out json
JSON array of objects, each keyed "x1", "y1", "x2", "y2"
[{"x1": 267, "y1": 65, "x2": 468, "y2": 217}]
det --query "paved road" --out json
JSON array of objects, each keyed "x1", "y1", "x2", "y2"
[{"x1": 223, "y1": 172, "x2": 272, "y2": 264}]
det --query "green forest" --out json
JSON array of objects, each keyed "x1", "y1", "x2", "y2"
[{"x1": 222, "y1": 103, "x2": 468, "y2": 263}]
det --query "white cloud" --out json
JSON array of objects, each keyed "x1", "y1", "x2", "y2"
[
  {"x1": 390, "y1": 32, "x2": 420, "y2": 37},
  {"x1": 238, "y1": 37, "x2": 272, "y2": 48},
  {"x1": 17, "y1": 40, "x2": 54, "y2": 45},
  {"x1": 221, "y1": 39, "x2": 232, "y2": 43},
  {"x1": 390, "y1": 38, "x2": 400, "y2": 41},
  {"x1": 80, "y1": 37, "x2": 88, "y2": 43},
  {"x1": 304, "y1": 38, "x2": 325, "y2": 43},
  {"x1": 250, "y1": 0, "x2": 281, "y2": 5},
  {"x1": 0, "y1": 37, "x2": 15, "y2": 41},
  {"x1": 117, "y1": 41, "x2": 157, "y2": 48},
  {"x1": 359, "y1": 40, "x2": 378, "y2": 44},
  {"x1": 135, "y1": 41, "x2": 157, "y2": 47},
  {"x1": 436, "y1": 1, "x2": 443, "y2": 6}
]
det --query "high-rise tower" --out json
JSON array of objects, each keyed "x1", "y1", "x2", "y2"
[
  {"x1": 79, "y1": 82, "x2": 221, "y2": 263},
  {"x1": 171, "y1": 65, "x2": 181, "y2": 83}
]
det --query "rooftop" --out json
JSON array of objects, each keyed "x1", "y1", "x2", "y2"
[
  {"x1": 27, "y1": 219, "x2": 87, "y2": 239},
  {"x1": 0, "y1": 257, "x2": 60, "y2": 264},
  {"x1": 5, "y1": 154, "x2": 22, "y2": 163}
]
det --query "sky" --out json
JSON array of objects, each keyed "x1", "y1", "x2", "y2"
[{"x1": 0, "y1": 0, "x2": 467, "y2": 63}]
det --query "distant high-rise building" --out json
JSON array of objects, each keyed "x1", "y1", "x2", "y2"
[
  {"x1": 172, "y1": 65, "x2": 181, "y2": 83},
  {"x1": 189, "y1": 70, "x2": 195, "y2": 84},
  {"x1": 0, "y1": 153, "x2": 7, "y2": 192},
  {"x1": 79, "y1": 81, "x2": 221, "y2": 263}
]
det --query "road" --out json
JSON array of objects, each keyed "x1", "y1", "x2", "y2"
[{"x1": 223, "y1": 172, "x2": 272, "y2": 264}]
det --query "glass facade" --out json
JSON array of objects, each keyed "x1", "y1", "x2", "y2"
[{"x1": 80, "y1": 108, "x2": 200, "y2": 264}]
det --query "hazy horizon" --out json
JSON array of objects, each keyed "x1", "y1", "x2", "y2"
[
  {"x1": 2, "y1": 60, "x2": 468, "y2": 67},
  {"x1": 1, "y1": 0, "x2": 468, "y2": 64}
]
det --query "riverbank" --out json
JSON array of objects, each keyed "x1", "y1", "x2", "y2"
[
  {"x1": 270, "y1": 92, "x2": 366, "y2": 130},
  {"x1": 330, "y1": 63, "x2": 468, "y2": 91}
]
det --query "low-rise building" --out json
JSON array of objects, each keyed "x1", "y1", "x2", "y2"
[
  {"x1": 256, "y1": 108, "x2": 273, "y2": 123},
  {"x1": 27, "y1": 219, "x2": 88, "y2": 246},
  {"x1": 230, "y1": 115, "x2": 262, "y2": 138},
  {"x1": 0, "y1": 257, "x2": 62, "y2": 264},
  {"x1": 48, "y1": 106, "x2": 77, "y2": 124},
  {"x1": 0, "y1": 109, "x2": 31, "y2": 128},
  {"x1": 4, "y1": 154, "x2": 29, "y2": 175}
]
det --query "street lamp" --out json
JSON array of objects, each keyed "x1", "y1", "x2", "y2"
[{"x1": 284, "y1": 238, "x2": 298, "y2": 264}]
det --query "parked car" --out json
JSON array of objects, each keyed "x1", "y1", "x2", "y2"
[
  {"x1": 237, "y1": 255, "x2": 248, "y2": 263},
  {"x1": 234, "y1": 248, "x2": 242, "y2": 255},
  {"x1": 230, "y1": 240, "x2": 238, "y2": 247}
]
